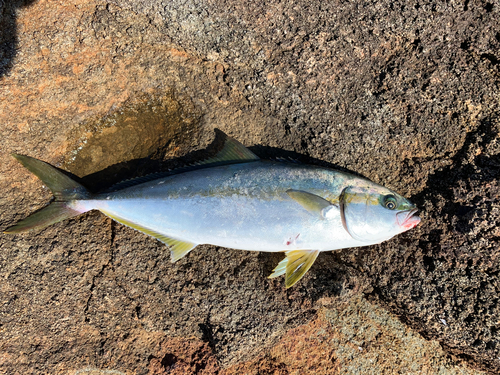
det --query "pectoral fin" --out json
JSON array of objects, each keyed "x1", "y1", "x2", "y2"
[
  {"x1": 100, "y1": 210, "x2": 197, "y2": 262},
  {"x1": 269, "y1": 250, "x2": 320, "y2": 288},
  {"x1": 286, "y1": 189, "x2": 337, "y2": 218}
]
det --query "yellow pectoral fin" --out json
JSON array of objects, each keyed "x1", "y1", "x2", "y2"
[
  {"x1": 269, "y1": 250, "x2": 320, "y2": 288},
  {"x1": 100, "y1": 210, "x2": 197, "y2": 262},
  {"x1": 286, "y1": 190, "x2": 335, "y2": 217}
]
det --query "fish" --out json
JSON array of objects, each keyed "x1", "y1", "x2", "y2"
[{"x1": 4, "y1": 131, "x2": 420, "y2": 287}]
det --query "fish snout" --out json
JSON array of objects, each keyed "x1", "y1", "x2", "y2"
[{"x1": 396, "y1": 208, "x2": 421, "y2": 230}]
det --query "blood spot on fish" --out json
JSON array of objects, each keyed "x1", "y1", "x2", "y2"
[{"x1": 284, "y1": 233, "x2": 300, "y2": 246}]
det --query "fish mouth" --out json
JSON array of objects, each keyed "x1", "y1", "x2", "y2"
[{"x1": 396, "y1": 208, "x2": 421, "y2": 229}]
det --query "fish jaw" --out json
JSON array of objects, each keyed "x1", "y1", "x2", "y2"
[{"x1": 396, "y1": 208, "x2": 421, "y2": 231}]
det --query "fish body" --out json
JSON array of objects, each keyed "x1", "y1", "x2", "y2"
[
  {"x1": 5, "y1": 132, "x2": 420, "y2": 287},
  {"x1": 73, "y1": 161, "x2": 366, "y2": 252}
]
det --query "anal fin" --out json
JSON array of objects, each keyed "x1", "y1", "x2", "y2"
[
  {"x1": 163, "y1": 238, "x2": 198, "y2": 262},
  {"x1": 100, "y1": 210, "x2": 197, "y2": 262},
  {"x1": 268, "y1": 250, "x2": 320, "y2": 288}
]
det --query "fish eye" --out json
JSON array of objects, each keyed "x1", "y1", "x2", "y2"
[{"x1": 383, "y1": 195, "x2": 397, "y2": 210}]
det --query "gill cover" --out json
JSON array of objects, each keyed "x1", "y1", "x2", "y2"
[{"x1": 339, "y1": 186, "x2": 402, "y2": 243}]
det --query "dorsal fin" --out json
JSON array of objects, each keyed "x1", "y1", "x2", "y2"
[
  {"x1": 104, "y1": 132, "x2": 259, "y2": 192},
  {"x1": 194, "y1": 133, "x2": 259, "y2": 165}
]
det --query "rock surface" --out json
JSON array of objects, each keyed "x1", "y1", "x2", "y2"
[{"x1": 0, "y1": 0, "x2": 498, "y2": 373}]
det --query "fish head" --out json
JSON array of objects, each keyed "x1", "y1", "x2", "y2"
[{"x1": 339, "y1": 184, "x2": 420, "y2": 243}]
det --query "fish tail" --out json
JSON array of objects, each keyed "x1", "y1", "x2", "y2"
[{"x1": 4, "y1": 154, "x2": 91, "y2": 234}]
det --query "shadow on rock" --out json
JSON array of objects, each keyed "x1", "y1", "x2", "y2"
[
  {"x1": 0, "y1": 0, "x2": 36, "y2": 77},
  {"x1": 412, "y1": 115, "x2": 500, "y2": 234}
]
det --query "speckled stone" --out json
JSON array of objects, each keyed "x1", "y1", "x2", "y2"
[{"x1": 0, "y1": 0, "x2": 498, "y2": 374}]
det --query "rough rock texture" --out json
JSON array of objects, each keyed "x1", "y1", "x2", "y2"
[
  {"x1": 71, "y1": 296, "x2": 486, "y2": 375},
  {"x1": 0, "y1": 0, "x2": 499, "y2": 374}
]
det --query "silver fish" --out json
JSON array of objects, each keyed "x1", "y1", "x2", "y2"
[{"x1": 5, "y1": 132, "x2": 420, "y2": 287}]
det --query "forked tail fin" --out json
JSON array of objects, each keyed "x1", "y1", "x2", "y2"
[{"x1": 4, "y1": 154, "x2": 91, "y2": 234}]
